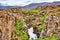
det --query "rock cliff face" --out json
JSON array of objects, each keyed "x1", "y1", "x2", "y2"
[
  {"x1": 38, "y1": 5, "x2": 60, "y2": 15},
  {"x1": 0, "y1": 8, "x2": 22, "y2": 40},
  {"x1": 40, "y1": 14, "x2": 60, "y2": 39},
  {"x1": 38, "y1": 5, "x2": 60, "y2": 39}
]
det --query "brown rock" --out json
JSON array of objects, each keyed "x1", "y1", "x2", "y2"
[
  {"x1": 0, "y1": 8, "x2": 22, "y2": 40},
  {"x1": 40, "y1": 14, "x2": 60, "y2": 39}
]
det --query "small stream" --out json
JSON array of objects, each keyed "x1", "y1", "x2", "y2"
[{"x1": 28, "y1": 27, "x2": 37, "y2": 40}]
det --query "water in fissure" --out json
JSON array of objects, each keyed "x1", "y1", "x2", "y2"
[{"x1": 28, "y1": 27, "x2": 37, "y2": 40}]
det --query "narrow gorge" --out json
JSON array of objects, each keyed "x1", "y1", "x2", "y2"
[{"x1": 0, "y1": 5, "x2": 60, "y2": 40}]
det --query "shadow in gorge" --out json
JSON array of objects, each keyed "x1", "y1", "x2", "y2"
[{"x1": 0, "y1": 29, "x2": 2, "y2": 40}]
